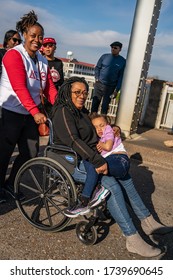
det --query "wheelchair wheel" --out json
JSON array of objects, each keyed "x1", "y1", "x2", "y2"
[
  {"x1": 14, "y1": 157, "x2": 77, "y2": 232},
  {"x1": 76, "y1": 221, "x2": 97, "y2": 245}
]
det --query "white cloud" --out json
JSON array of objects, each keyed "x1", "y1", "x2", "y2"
[
  {"x1": 155, "y1": 32, "x2": 173, "y2": 47},
  {"x1": 0, "y1": 0, "x2": 173, "y2": 81},
  {"x1": 59, "y1": 30, "x2": 130, "y2": 48}
]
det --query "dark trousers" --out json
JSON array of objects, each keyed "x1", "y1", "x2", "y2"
[
  {"x1": 106, "y1": 154, "x2": 130, "y2": 178},
  {"x1": 91, "y1": 81, "x2": 115, "y2": 114},
  {"x1": 0, "y1": 108, "x2": 39, "y2": 189}
]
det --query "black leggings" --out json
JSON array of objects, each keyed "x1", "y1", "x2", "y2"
[{"x1": 0, "y1": 108, "x2": 39, "y2": 188}]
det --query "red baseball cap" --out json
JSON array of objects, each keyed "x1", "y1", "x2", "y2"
[{"x1": 43, "y1": 37, "x2": 56, "y2": 45}]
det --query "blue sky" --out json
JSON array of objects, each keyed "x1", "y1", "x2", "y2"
[{"x1": 0, "y1": 0, "x2": 173, "y2": 81}]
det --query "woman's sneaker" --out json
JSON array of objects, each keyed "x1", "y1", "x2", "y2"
[
  {"x1": 63, "y1": 203, "x2": 90, "y2": 218},
  {"x1": 88, "y1": 186, "x2": 110, "y2": 208}
]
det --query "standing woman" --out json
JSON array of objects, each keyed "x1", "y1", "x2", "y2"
[
  {"x1": 0, "y1": 30, "x2": 22, "y2": 76},
  {"x1": 0, "y1": 11, "x2": 57, "y2": 203}
]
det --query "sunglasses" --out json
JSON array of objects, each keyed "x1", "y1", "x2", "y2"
[
  {"x1": 43, "y1": 43, "x2": 55, "y2": 48},
  {"x1": 111, "y1": 46, "x2": 119, "y2": 49},
  {"x1": 11, "y1": 38, "x2": 22, "y2": 44}
]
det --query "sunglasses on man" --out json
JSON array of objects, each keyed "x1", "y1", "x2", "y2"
[
  {"x1": 11, "y1": 38, "x2": 22, "y2": 44},
  {"x1": 111, "y1": 46, "x2": 119, "y2": 50}
]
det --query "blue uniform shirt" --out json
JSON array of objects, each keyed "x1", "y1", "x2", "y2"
[{"x1": 95, "y1": 53, "x2": 126, "y2": 92}]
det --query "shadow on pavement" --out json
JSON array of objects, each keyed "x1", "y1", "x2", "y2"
[
  {"x1": 129, "y1": 153, "x2": 158, "y2": 219},
  {"x1": 125, "y1": 153, "x2": 173, "y2": 259}
]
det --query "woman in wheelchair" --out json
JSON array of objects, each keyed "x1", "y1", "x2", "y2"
[
  {"x1": 64, "y1": 112, "x2": 130, "y2": 218},
  {"x1": 51, "y1": 76, "x2": 172, "y2": 257}
]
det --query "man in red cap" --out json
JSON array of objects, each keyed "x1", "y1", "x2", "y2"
[{"x1": 42, "y1": 37, "x2": 64, "y2": 91}]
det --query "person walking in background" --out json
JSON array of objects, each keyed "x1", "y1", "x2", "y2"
[
  {"x1": 0, "y1": 30, "x2": 22, "y2": 77},
  {"x1": 0, "y1": 10, "x2": 57, "y2": 203},
  {"x1": 42, "y1": 37, "x2": 64, "y2": 91},
  {"x1": 91, "y1": 41, "x2": 126, "y2": 114}
]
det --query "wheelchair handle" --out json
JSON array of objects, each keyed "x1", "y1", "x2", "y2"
[{"x1": 46, "y1": 118, "x2": 54, "y2": 145}]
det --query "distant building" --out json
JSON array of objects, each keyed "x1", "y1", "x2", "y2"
[{"x1": 60, "y1": 57, "x2": 95, "y2": 84}]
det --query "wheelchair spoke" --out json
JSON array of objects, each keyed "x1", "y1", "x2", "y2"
[
  {"x1": 46, "y1": 196, "x2": 65, "y2": 214},
  {"x1": 31, "y1": 199, "x2": 44, "y2": 222},
  {"x1": 28, "y1": 168, "x2": 44, "y2": 192},
  {"x1": 20, "y1": 194, "x2": 41, "y2": 206},
  {"x1": 15, "y1": 157, "x2": 77, "y2": 232},
  {"x1": 18, "y1": 182, "x2": 40, "y2": 194},
  {"x1": 44, "y1": 198, "x2": 53, "y2": 227}
]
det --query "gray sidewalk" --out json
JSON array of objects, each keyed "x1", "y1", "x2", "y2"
[
  {"x1": 0, "y1": 127, "x2": 173, "y2": 260},
  {"x1": 124, "y1": 127, "x2": 173, "y2": 167}
]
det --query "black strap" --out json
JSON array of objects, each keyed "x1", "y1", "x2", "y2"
[{"x1": 36, "y1": 57, "x2": 48, "y2": 116}]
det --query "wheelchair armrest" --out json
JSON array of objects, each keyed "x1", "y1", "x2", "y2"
[
  {"x1": 45, "y1": 144, "x2": 76, "y2": 154},
  {"x1": 44, "y1": 144, "x2": 80, "y2": 174}
]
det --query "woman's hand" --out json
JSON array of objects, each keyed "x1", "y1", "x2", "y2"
[
  {"x1": 95, "y1": 163, "x2": 108, "y2": 175},
  {"x1": 112, "y1": 125, "x2": 121, "y2": 137},
  {"x1": 33, "y1": 112, "x2": 47, "y2": 124}
]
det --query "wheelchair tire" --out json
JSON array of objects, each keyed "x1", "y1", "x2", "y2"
[
  {"x1": 76, "y1": 221, "x2": 97, "y2": 245},
  {"x1": 14, "y1": 157, "x2": 77, "y2": 232}
]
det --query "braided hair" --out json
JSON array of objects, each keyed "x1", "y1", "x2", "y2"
[
  {"x1": 16, "y1": 10, "x2": 44, "y2": 35},
  {"x1": 52, "y1": 76, "x2": 89, "y2": 118}
]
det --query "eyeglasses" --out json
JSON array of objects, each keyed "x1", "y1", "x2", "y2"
[
  {"x1": 43, "y1": 43, "x2": 54, "y2": 48},
  {"x1": 72, "y1": 90, "x2": 89, "y2": 98},
  {"x1": 11, "y1": 38, "x2": 22, "y2": 44}
]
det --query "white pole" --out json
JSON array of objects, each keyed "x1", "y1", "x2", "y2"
[
  {"x1": 116, "y1": 0, "x2": 161, "y2": 137},
  {"x1": 155, "y1": 83, "x2": 168, "y2": 129}
]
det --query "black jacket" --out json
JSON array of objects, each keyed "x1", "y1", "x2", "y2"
[
  {"x1": 48, "y1": 58, "x2": 64, "y2": 90},
  {"x1": 52, "y1": 105, "x2": 106, "y2": 168}
]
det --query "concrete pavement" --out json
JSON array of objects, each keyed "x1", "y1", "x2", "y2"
[{"x1": 0, "y1": 126, "x2": 173, "y2": 260}]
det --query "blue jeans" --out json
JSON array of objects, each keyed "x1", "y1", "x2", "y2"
[
  {"x1": 72, "y1": 161, "x2": 150, "y2": 236},
  {"x1": 82, "y1": 154, "x2": 130, "y2": 198},
  {"x1": 106, "y1": 154, "x2": 130, "y2": 178},
  {"x1": 101, "y1": 174, "x2": 150, "y2": 236},
  {"x1": 82, "y1": 160, "x2": 99, "y2": 198}
]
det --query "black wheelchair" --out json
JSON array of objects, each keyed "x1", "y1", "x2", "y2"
[{"x1": 14, "y1": 119, "x2": 111, "y2": 245}]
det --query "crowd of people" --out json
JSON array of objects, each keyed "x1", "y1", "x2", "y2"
[{"x1": 0, "y1": 10, "x2": 172, "y2": 259}]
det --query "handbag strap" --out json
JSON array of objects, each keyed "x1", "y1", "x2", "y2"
[
  {"x1": 36, "y1": 57, "x2": 47, "y2": 116},
  {"x1": 36, "y1": 57, "x2": 44, "y2": 104}
]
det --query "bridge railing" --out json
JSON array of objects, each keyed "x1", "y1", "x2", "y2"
[{"x1": 85, "y1": 87, "x2": 118, "y2": 120}]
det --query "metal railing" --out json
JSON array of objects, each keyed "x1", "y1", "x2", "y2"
[{"x1": 85, "y1": 89, "x2": 118, "y2": 119}]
